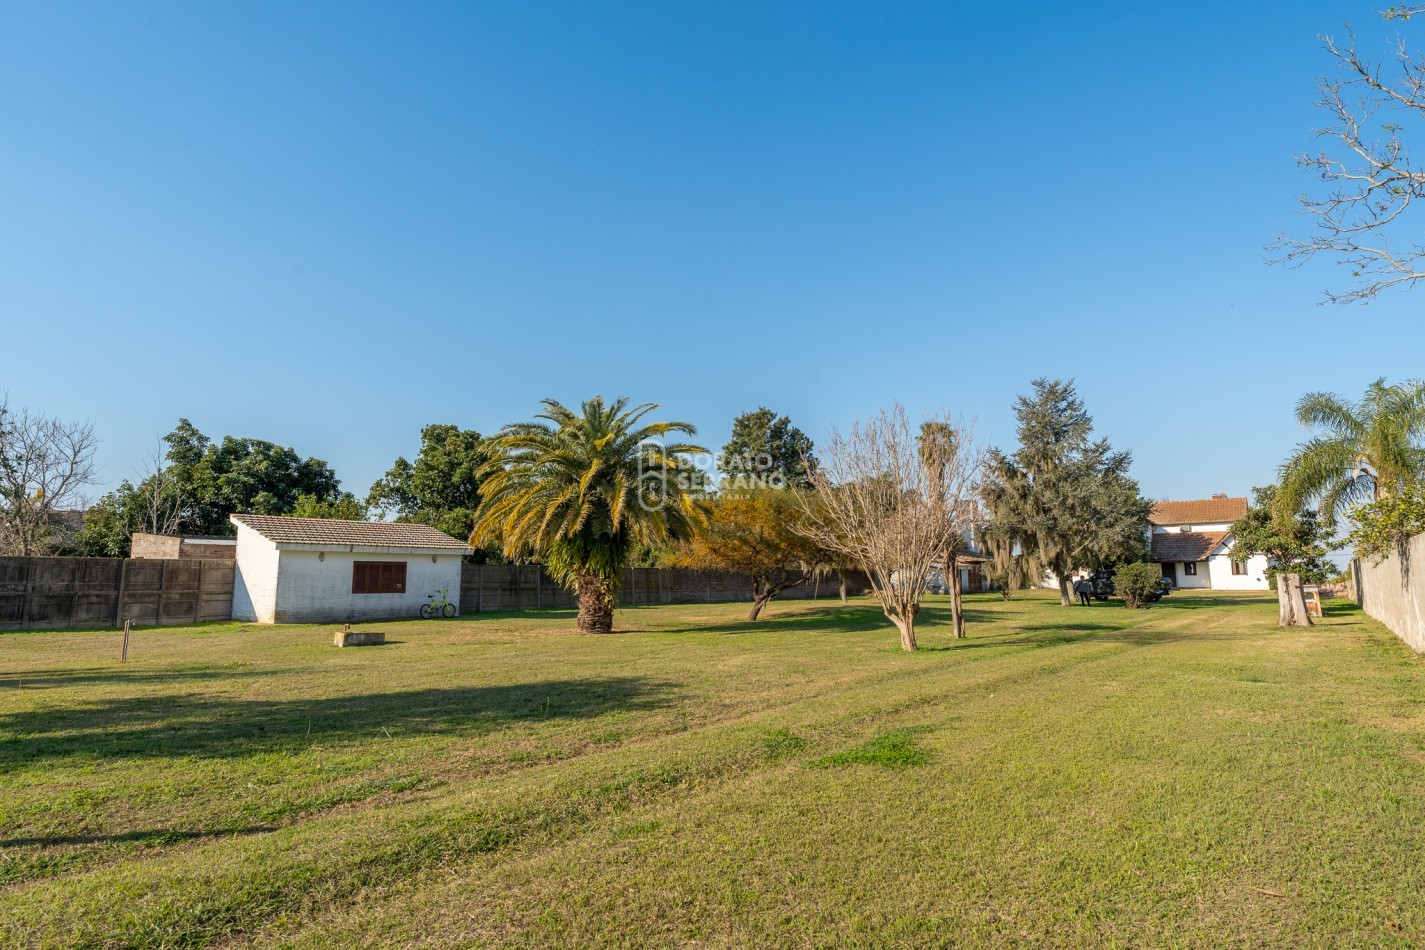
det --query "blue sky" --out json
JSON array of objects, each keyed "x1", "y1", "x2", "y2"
[{"x1": 2, "y1": 1, "x2": 1421, "y2": 504}]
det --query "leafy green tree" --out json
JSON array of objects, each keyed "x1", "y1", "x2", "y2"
[
  {"x1": 1230, "y1": 486, "x2": 1336, "y2": 587},
  {"x1": 290, "y1": 492, "x2": 367, "y2": 520},
  {"x1": 474, "y1": 397, "x2": 705, "y2": 633},
  {"x1": 72, "y1": 484, "x2": 140, "y2": 557},
  {"x1": 981, "y1": 379, "x2": 1152, "y2": 606},
  {"x1": 71, "y1": 450, "x2": 185, "y2": 557},
  {"x1": 162, "y1": 419, "x2": 342, "y2": 535},
  {"x1": 722, "y1": 407, "x2": 816, "y2": 490},
  {"x1": 1277, "y1": 378, "x2": 1425, "y2": 528},
  {"x1": 368, "y1": 424, "x2": 490, "y2": 546}
]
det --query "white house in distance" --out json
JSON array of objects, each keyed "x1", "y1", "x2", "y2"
[
  {"x1": 1149, "y1": 495, "x2": 1269, "y2": 591},
  {"x1": 230, "y1": 513, "x2": 471, "y2": 624}
]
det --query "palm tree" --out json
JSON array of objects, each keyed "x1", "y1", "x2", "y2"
[
  {"x1": 473, "y1": 397, "x2": 706, "y2": 633},
  {"x1": 1277, "y1": 378, "x2": 1425, "y2": 527}
]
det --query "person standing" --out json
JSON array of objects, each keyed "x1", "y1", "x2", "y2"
[{"x1": 1074, "y1": 577, "x2": 1091, "y2": 606}]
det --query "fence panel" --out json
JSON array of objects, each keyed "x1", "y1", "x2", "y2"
[
  {"x1": 0, "y1": 557, "x2": 864, "y2": 630},
  {"x1": 0, "y1": 556, "x2": 234, "y2": 631}
]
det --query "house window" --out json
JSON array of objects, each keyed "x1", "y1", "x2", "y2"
[
  {"x1": 1231, "y1": 560, "x2": 1248, "y2": 576},
  {"x1": 1183, "y1": 562, "x2": 1198, "y2": 576},
  {"x1": 352, "y1": 561, "x2": 407, "y2": 594}
]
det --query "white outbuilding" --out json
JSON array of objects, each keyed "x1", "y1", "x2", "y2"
[{"x1": 230, "y1": 513, "x2": 471, "y2": 624}]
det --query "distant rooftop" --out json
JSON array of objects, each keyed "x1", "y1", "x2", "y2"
[
  {"x1": 1149, "y1": 497, "x2": 1247, "y2": 526},
  {"x1": 230, "y1": 513, "x2": 471, "y2": 551}
]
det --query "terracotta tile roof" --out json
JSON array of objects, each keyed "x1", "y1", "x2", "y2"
[
  {"x1": 1148, "y1": 497, "x2": 1247, "y2": 526},
  {"x1": 1151, "y1": 531, "x2": 1228, "y2": 563},
  {"x1": 230, "y1": 514, "x2": 471, "y2": 551}
]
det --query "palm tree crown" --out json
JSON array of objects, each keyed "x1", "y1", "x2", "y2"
[
  {"x1": 473, "y1": 397, "x2": 705, "y2": 631},
  {"x1": 1277, "y1": 377, "x2": 1425, "y2": 526}
]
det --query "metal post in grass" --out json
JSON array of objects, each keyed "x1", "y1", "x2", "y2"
[{"x1": 120, "y1": 620, "x2": 131, "y2": 662}]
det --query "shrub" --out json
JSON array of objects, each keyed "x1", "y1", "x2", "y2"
[
  {"x1": 1345, "y1": 490, "x2": 1425, "y2": 565},
  {"x1": 1113, "y1": 562, "x2": 1162, "y2": 609}
]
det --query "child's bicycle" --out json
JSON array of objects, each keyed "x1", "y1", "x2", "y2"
[{"x1": 420, "y1": 589, "x2": 456, "y2": 619}]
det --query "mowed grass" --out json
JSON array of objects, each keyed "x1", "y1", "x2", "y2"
[{"x1": 2, "y1": 590, "x2": 1424, "y2": 947}]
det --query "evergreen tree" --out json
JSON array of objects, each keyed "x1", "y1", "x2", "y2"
[
  {"x1": 721, "y1": 407, "x2": 816, "y2": 490},
  {"x1": 981, "y1": 379, "x2": 1151, "y2": 606}
]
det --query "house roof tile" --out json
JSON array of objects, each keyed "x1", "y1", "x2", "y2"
[
  {"x1": 1148, "y1": 497, "x2": 1247, "y2": 526},
  {"x1": 230, "y1": 513, "x2": 471, "y2": 551},
  {"x1": 1151, "y1": 531, "x2": 1229, "y2": 563}
]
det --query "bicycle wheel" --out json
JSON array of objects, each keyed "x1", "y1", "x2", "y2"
[
  {"x1": 419, "y1": 603, "x2": 434, "y2": 620},
  {"x1": 441, "y1": 603, "x2": 456, "y2": 619}
]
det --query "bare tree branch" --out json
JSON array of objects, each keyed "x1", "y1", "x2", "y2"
[
  {"x1": 136, "y1": 447, "x2": 185, "y2": 537},
  {"x1": 0, "y1": 398, "x2": 100, "y2": 556},
  {"x1": 1271, "y1": 12, "x2": 1425, "y2": 302}
]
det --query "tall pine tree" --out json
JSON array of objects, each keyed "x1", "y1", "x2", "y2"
[
  {"x1": 981, "y1": 379, "x2": 1151, "y2": 605},
  {"x1": 721, "y1": 407, "x2": 817, "y2": 490}
]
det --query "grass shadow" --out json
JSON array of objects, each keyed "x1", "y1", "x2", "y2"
[
  {"x1": 0, "y1": 676, "x2": 680, "y2": 765},
  {"x1": 4, "y1": 667, "x2": 303, "y2": 690},
  {"x1": 2, "y1": 826, "x2": 279, "y2": 848},
  {"x1": 673, "y1": 601, "x2": 1003, "y2": 637}
]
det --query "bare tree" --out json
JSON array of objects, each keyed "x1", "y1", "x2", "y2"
[
  {"x1": 0, "y1": 399, "x2": 100, "y2": 556},
  {"x1": 798, "y1": 406, "x2": 980, "y2": 652},
  {"x1": 1271, "y1": 6, "x2": 1425, "y2": 302},
  {"x1": 135, "y1": 448, "x2": 185, "y2": 537}
]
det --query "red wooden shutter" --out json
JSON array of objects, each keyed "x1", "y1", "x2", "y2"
[{"x1": 352, "y1": 561, "x2": 408, "y2": 594}]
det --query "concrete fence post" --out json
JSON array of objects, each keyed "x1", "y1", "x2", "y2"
[{"x1": 114, "y1": 558, "x2": 129, "y2": 628}]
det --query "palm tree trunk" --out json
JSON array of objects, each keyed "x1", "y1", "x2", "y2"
[
  {"x1": 1277, "y1": 572, "x2": 1313, "y2": 627},
  {"x1": 951, "y1": 552, "x2": 963, "y2": 635},
  {"x1": 575, "y1": 571, "x2": 615, "y2": 633}
]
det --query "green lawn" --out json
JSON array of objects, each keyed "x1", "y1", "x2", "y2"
[{"x1": 2, "y1": 590, "x2": 1423, "y2": 947}]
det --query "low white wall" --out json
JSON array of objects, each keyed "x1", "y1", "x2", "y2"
[
  {"x1": 1356, "y1": 533, "x2": 1425, "y2": 653},
  {"x1": 232, "y1": 528, "x2": 280, "y2": 623},
  {"x1": 273, "y1": 550, "x2": 463, "y2": 624},
  {"x1": 1152, "y1": 521, "x2": 1234, "y2": 534}
]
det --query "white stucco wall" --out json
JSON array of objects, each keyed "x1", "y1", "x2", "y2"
[
  {"x1": 1040, "y1": 568, "x2": 1091, "y2": 590},
  {"x1": 232, "y1": 526, "x2": 281, "y2": 623},
  {"x1": 1206, "y1": 552, "x2": 1270, "y2": 590},
  {"x1": 272, "y1": 549, "x2": 463, "y2": 623},
  {"x1": 1169, "y1": 562, "x2": 1212, "y2": 590},
  {"x1": 1356, "y1": 535, "x2": 1425, "y2": 653}
]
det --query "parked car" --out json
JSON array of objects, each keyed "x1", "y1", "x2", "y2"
[{"x1": 1091, "y1": 567, "x2": 1174, "y2": 602}]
